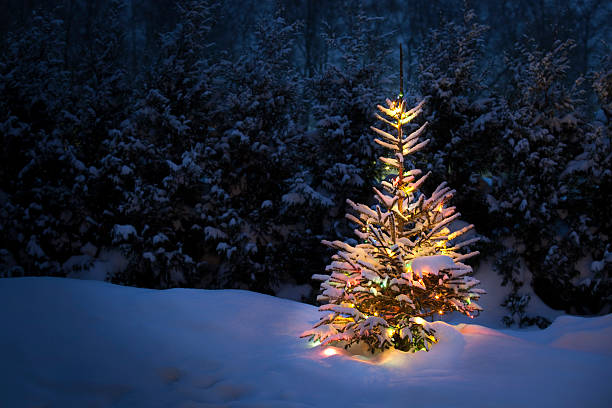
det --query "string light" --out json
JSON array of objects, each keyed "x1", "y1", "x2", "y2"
[{"x1": 302, "y1": 95, "x2": 485, "y2": 354}]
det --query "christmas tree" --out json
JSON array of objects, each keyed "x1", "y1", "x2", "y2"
[{"x1": 302, "y1": 81, "x2": 485, "y2": 353}]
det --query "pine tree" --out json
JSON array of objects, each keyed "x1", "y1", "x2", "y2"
[{"x1": 302, "y1": 97, "x2": 484, "y2": 353}]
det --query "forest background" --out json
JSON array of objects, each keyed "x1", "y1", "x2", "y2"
[{"x1": 0, "y1": 0, "x2": 610, "y2": 325}]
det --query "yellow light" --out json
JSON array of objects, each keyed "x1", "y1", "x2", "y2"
[
  {"x1": 435, "y1": 295, "x2": 440, "y2": 299},
  {"x1": 438, "y1": 310, "x2": 444, "y2": 315},
  {"x1": 374, "y1": 312, "x2": 379, "y2": 316},
  {"x1": 436, "y1": 203, "x2": 444, "y2": 212},
  {"x1": 323, "y1": 347, "x2": 338, "y2": 357},
  {"x1": 387, "y1": 327, "x2": 395, "y2": 337},
  {"x1": 349, "y1": 303, "x2": 354, "y2": 308},
  {"x1": 400, "y1": 112, "x2": 418, "y2": 123}
]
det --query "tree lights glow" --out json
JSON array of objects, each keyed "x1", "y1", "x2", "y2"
[
  {"x1": 301, "y1": 94, "x2": 485, "y2": 353},
  {"x1": 322, "y1": 347, "x2": 339, "y2": 357}
]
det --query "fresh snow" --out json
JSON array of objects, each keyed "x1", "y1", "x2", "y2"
[
  {"x1": 410, "y1": 255, "x2": 455, "y2": 277},
  {"x1": 1, "y1": 277, "x2": 610, "y2": 407}
]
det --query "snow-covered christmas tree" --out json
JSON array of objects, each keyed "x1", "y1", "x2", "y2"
[{"x1": 302, "y1": 90, "x2": 485, "y2": 352}]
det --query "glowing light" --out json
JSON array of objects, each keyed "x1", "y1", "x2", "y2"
[
  {"x1": 308, "y1": 339, "x2": 321, "y2": 348},
  {"x1": 412, "y1": 317, "x2": 426, "y2": 325},
  {"x1": 438, "y1": 310, "x2": 444, "y2": 315},
  {"x1": 436, "y1": 203, "x2": 444, "y2": 212},
  {"x1": 400, "y1": 111, "x2": 419, "y2": 124},
  {"x1": 435, "y1": 240, "x2": 446, "y2": 248},
  {"x1": 387, "y1": 327, "x2": 395, "y2": 337},
  {"x1": 323, "y1": 347, "x2": 338, "y2": 357},
  {"x1": 466, "y1": 298, "x2": 471, "y2": 304},
  {"x1": 434, "y1": 295, "x2": 440, "y2": 299},
  {"x1": 374, "y1": 312, "x2": 379, "y2": 316}
]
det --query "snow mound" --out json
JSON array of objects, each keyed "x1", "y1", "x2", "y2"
[{"x1": 0, "y1": 277, "x2": 610, "y2": 407}]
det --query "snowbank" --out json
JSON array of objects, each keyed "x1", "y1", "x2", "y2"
[{"x1": 0, "y1": 277, "x2": 610, "y2": 407}]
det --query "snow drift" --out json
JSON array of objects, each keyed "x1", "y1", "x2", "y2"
[{"x1": 0, "y1": 277, "x2": 610, "y2": 407}]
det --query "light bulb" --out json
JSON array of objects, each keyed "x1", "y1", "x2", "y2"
[{"x1": 323, "y1": 347, "x2": 338, "y2": 357}]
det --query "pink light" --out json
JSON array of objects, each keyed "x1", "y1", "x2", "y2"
[{"x1": 322, "y1": 347, "x2": 338, "y2": 357}]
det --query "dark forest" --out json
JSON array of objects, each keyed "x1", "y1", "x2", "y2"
[{"x1": 1, "y1": 0, "x2": 611, "y2": 324}]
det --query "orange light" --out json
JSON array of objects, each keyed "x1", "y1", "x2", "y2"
[
  {"x1": 438, "y1": 310, "x2": 444, "y2": 315},
  {"x1": 323, "y1": 347, "x2": 338, "y2": 357},
  {"x1": 435, "y1": 295, "x2": 440, "y2": 299}
]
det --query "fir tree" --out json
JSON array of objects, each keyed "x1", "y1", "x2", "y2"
[
  {"x1": 302, "y1": 97, "x2": 484, "y2": 353},
  {"x1": 201, "y1": 8, "x2": 302, "y2": 292},
  {"x1": 417, "y1": 8, "x2": 499, "y2": 233},
  {"x1": 284, "y1": 3, "x2": 392, "y2": 293}
]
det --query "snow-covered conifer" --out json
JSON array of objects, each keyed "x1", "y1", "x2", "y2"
[
  {"x1": 200, "y1": 8, "x2": 303, "y2": 292},
  {"x1": 283, "y1": 4, "x2": 392, "y2": 289},
  {"x1": 302, "y1": 98, "x2": 484, "y2": 352},
  {"x1": 417, "y1": 9, "x2": 501, "y2": 231}
]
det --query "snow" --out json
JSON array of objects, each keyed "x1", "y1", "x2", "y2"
[
  {"x1": 25, "y1": 235, "x2": 45, "y2": 258},
  {"x1": 63, "y1": 249, "x2": 129, "y2": 281},
  {"x1": 153, "y1": 233, "x2": 170, "y2": 245},
  {"x1": 410, "y1": 255, "x2": 455, "y2": 277},
  {"x1": 1, "y1": 277, "x2": 610, "y2": 407},
  {"x1": 446, "y1": 258, "x2": 565, "y2": 329},
  {"x1": 112, "y1": 224, "x2": 138, "y2": 243}
]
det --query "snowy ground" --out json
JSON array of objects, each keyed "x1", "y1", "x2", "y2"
[{"x1": 1, "y1": 277, "x2": 611, "y2": 407}]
